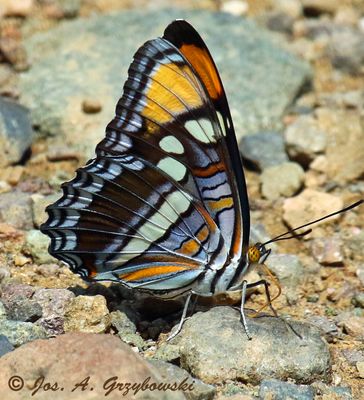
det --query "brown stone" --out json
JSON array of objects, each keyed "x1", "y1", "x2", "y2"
[
  {"x1": 282, "y1": 189, "x2": 343, "y2": 230},
  {"x1": 64, "y1": 295, "x2": 111, "y2": 334},
  {"x1": 316, "y1": 108, "x2": 364, "y2": 184}
]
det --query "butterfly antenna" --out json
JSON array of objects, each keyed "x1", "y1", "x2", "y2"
[{"x1": 262, "y1": 199, "x2": 363, "y2": 246}]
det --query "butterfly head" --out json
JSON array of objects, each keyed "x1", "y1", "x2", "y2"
[{"x1": 247, "y1": 242, "x2": 270, "y2": 265}]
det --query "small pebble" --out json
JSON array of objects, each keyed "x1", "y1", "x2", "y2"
[
  {"x1": 265, "y1": 12, "x2": 295, "y2": 34},
  {"x1": 334, "y1": 6, "x2": 358, "y2": 26},
  {"x1": 2, "y1": 0, "x2": 34, "y2": 17},
  {"x1": 1, "y1": 166, "x2": 24, "y2": 185},
  {"x1": 259, "y1": 379, "x2": 314, "y2": 400},
  {"x1": 0, "y1": 320, "x2": 47, "y2": 347},
  {"x1": 63, "y1": 295, "x2": 111, "y2": 334},
  {"x1": 13, "y1": 254, "x2": 30, "y2": 266},
  {"x1": 260, "y1": 161, "x2": 304, "y2": 200},
  {"x1": 328, "y1": 27, "x2": 364, "y2": 74},
  {"x1": 82, "y1": 99, "x2": 102, "y2": 114},
  {"x1": 311, "y1": 382, "x2": 352, "y2": 400},
  {"x1": 307, "y1": 294, "x2": 319, "y2": 303},
  {"x1": 0, "y1": 181, "x2": 11, "y2": 194},
  {"x1": 307, "y1": 315, "x2": 339, "y2": 342},
  {"x1": 265, "y1": 253, "x2": 304, "y2": 289},
  {"x1": 356, "y1": 361, "x2": 364, "y2": 379},
  {"x1": 240, "y1": 131, "x2": 288, "y2": 171},
  {"x1": 284, "y1": 115, "x2": 327, "y2": 168},
  {"x1": 31, "y1": 193, "x2": 61, "y2": 228},
  {"x1": 316, "y1": 108, "x2": 364, "y2": 185},
  {"x1": 274, "y1": 0, "x2": 302, "y2": 19},
  {"x1": 24, "y1": 229, "x2": 55, "y2": 264},
  {"x1": 326, "y1": 282, "x2": 353, "y2": 303},
  {"x1": 43, "y1": 0, "x2": 80, "y2": 19},
  {"x1": 301, "y1": 0, "x2": 338, "y2": 15},
  {"x1": 351, "y1": 293, "x2": 364, "y2": 309},
  {"x1": 341, "y1": 316, "x2": 364, "y2": 339},
  {"x1": 311, "y1": 236, "x2": 344, "y2": 266},
  {"x1": 110, "y1": 310, "x2": 137, "y2": 335},
  {"x1": 355, "y1": 267, "x2": 364, "y2": 286},
  {"x1": 221, "y1": 1, "x2": 248, "y2": 16},
  {"x1": 341, "y1": 349, "x2": 364, "y2": 366},
  {"x1": 47, "y1": 147, "x2": 81, "y2": 161},
  {"x1": 309, "y1": 155, "x2": 328, "y2": 173}
]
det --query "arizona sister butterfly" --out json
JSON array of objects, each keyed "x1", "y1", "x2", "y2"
[{"x1": 41, "y1": 20, "x2": 363, "y2": 340}]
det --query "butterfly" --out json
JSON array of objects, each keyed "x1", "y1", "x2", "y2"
[{"x1": 40, "y1": 20, "x2": 363, "y2": 340}]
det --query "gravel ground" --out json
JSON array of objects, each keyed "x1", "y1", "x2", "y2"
[{"x1": 0, "y1": 1, "x2": 363, "y2": 399}]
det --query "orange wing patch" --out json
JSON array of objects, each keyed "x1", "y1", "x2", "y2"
[
  {"x1": 196, "y1": 225, "x2": 209, "y2": 242},
  {"x1": 192, "y1": 161, "x2": 225, "y2": 178},
  {"x1": 143, "y1": 63, "x2": 203, "y2": 123},
  {"x1": 120, "y1": 264, "x2": 196, "y2": 282},
  {"x1": 206, "y1": 197, "x2": 233, "y2": 212},
  {"x1": 231, "y1": 212, "x2": 243, "y2": 257},
  {"x1": 178, "y1": 225, "x2": 210, "y2": 257},
  {"x1": 180, "y1": 44, "x2": 223, "y2": 101}
]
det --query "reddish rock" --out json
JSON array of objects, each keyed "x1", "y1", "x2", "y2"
[
  {"x1": 0, "y1": 333, "x2": 185, "y2": 399},
  {"x1": 33, "y1": 288, "x2": 75, "y2": 336}
]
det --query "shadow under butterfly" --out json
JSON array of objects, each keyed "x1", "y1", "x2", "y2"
[{"x1": 40, "y1": 20, "x2": 363, "y2": 340}]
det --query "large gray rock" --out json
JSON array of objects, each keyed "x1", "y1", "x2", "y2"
[
  {"x1": 171, "y1": 306, "x2": 331, "y2": 385},
  {"x1": 19, "y1": 10, "x2": 311, "y2": 156}
]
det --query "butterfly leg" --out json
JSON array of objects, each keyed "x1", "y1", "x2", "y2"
[
  {"x1": 240, "y1": 280, "x2": 252, "y2": 340},
  {"x1": 246, "y1": 278, "x2": 302, "y2": 339},
  {"x1": 246, "y1": 278, "x2": 279, "y2": 318},
  {"x1": 240, "y1": 277, "x2": 278, "y2": 339},
  {"x1": 167, "y1": 292, "x2": 192, "y2": 341}
]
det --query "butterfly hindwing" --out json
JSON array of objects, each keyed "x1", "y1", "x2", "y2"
[{"x1": 43, "y1": 154, "x2": 229, "y2": 291}]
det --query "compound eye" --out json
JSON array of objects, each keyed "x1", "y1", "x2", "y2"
[{"x1": 248, "y1": 245, "x2": 261, "y2": 263}]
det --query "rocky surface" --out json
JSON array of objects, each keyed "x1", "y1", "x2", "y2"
[
  {"x1": 171, "y1": 307, "x2": 331, "y2": 384},
  {"x1": 0, "y1": 2, "x2": 363, "y2": 399}
]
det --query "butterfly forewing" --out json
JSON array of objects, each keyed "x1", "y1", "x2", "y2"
[{"x1": 41, "y1": 20, "x2": 250, "y2": 296}]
